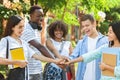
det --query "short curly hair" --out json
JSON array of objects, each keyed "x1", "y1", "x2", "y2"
[
  {"x1": 29, "y1": 5, "x2": 42, "y2": 14},
  {"x1": 47, "y1": 20, "x2": 68, "y2": 39}
]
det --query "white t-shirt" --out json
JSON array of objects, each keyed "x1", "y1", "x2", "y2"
[
  {"x1": 50, "y1": 38, "x2": 71, "y2": 57},
  {"x1": 83, "y1": 36, "x2": 98, "y2": 80},
  {"x1": 21, "y1": 22, "x2": 42, "y2": 74},
  {"x1": 0, "y1": 36, "x2": 35, "y2": 69}
]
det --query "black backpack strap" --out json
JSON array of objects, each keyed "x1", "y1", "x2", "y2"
[
  {"x1": 5, "y1": 38, "x2": 9, "y2": 76},
  {"x1": 6, "y1": 38, "x2": 9, "y2": 59}
]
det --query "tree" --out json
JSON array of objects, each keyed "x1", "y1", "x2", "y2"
[
  {"x1": 38, "y1": 0, "x2": 120, "y2": 25},
  {"x1": 37, "y1": 0, "x2": 120, "y2": 40}
]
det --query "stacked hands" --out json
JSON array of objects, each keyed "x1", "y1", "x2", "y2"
[
  {"x1": 54, "y1": 56, "x2": 72, "y2": 69},
  {"x1": 12, "y1": 56, "x2": 71, "y2": 69}
]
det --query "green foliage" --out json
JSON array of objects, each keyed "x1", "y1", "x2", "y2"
[
  {"x1": 0, "y1": 1, "x2": 29, "y2": 38},
  {"x1": 0, "y1": 4, "x2": 17, "y2": 19},
  {"x1": 105, "y1": 6, "x2": 120, "y2": 22},
  {"x1": 38, "y1": 0, "x2": 80, "y2": 26},
  {"x1": 79, "y1": 0, "x2": 120, "y2": 20},
  {"x1": 19, "y1": 2, "x2": 30, "y2": 14},
  {"x1": 64, "y1": 12, "x2": 79, "y2": 26},
  {"x1": 38, "y1": 0, "x2": 67, "y2": 14},
  {"x1": 0, "y1": 65, "x2": 6, "y2": 75},
  {"x1": 0, "y1": 4, "x2": 17, "y2": 38},
  {"x1": 98, "y1": 21, "x2": 109, "y2": 35},
  {"x1": 38, "y1": 0, "x2": 120, "y2": 35}
]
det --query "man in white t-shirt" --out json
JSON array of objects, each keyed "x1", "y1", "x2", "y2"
[
  {"x1": 21, "y1": 5, "x2": 54, "y2": 80},
  {"x1": 69, "y1": 14, "x2": 108, "y2": 80}
]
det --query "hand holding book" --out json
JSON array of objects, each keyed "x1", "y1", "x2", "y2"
[
  {"x1": 101, "y1": 48, "x2": 119, "y2": 77},
  {"x1": 12, "y1": 60, "x2": 28, "y2": 68}
]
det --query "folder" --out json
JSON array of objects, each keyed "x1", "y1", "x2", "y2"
[
  {"x1": 102, "y1": 53, "x2": 116, "y2": 77},
  {"x1": 101, "y1": 47, "x2": 119, "y2": 77},
  {"x1": 10, "y1": 47, "x2": 25, "y2": 68}
]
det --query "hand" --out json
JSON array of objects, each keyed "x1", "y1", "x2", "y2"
[
  {"x1": 59, "y1": 56, "x2": 70, "y2": 65},
  {"x1": 99, "y1": 62, "x2": 108, "y2": 71},
  {"x1": 58, "y1": 59, "x2": 71, "y2": 69},
  {"x1": 54, "y1": 58, "x2": 64, "y2": 64},
  {"x1": 54, "y1": 59, "x2": 67, "y2": 69},
  {"x1": 64, "y1": 60, "x2": 71, "y2": 66},
  {"x1": 15, "y1": 60, "x2": 28, "y2": 68},
  {"x1": 61, "y1": 56, "x2": 70, "y2": 62},
  {"x1": 57, "y1": 64, "x2": 66, "y2": 69}
]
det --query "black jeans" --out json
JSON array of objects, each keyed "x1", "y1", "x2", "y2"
[{"x1": 7, "y1": 67, "x2": 25, "y2": 80}]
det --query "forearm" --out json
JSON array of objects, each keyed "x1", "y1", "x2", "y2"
[
  {"x1": 32, "y1": 54, "x2": 56, "y2": 63},
  {"x1": 46, "y1": 39, "x2": 61, "y2": 59},
  {"x1": 52, "y1": 50, "x2": 62, "y2": 58},
  {"x1": 0, "y1": 58, "x2": 18, "y2": 65},
  {"x1": 105, "y1": 65, "x2": 114, "y2": 73},
  {"x1": 29, "y1": 40, "x2": 54, "y2": 59},
  {"x1": 70, "y1": 56, "x2": 83, "y2": 64},
  {"x1": 38, "y1": 46, "x2": 54, "y2": 59}
]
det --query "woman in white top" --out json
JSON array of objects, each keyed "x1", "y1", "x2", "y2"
[
  {"x1": 44, "y1": 20, "x2": 75, "y2": 80},
  {"x1": 0, "y1": 15, "x2": 62, "y2": 80}
]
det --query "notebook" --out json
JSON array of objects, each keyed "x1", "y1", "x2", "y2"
[
  {"x1": 10, "y1": 47, "x2": 25, "y2": 68},
  {"x1": 101, "y1": 47, "x2": 119, "y2": 77}
]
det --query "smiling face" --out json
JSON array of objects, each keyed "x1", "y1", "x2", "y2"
[
  {"x1": 107, "y1": 26, "x2": 118, "y2": 42},
  {"x1": 12, "y1": 20, "x2": 24, "y2": 37},
  {"x1": 30, "y1": 9, "x2": 43, "y2": 25},
  {"x1": 81, "y1": 19, "x2": 96, "y2": 37},
  {"x1": 54, "y1": 28, "x2": 63, "y2": 41}
]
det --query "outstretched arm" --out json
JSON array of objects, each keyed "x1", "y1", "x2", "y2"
[
  {"x1": 70, "y1": 56, "x2": 83, "y2": 63},
  {"x1": 65, "y1": 56, "x2": 83, "y2": 65},
  {"x1": 46, "y1": 39, "x2": 62, "y2": 59},
  {"x1": 32, "y1": 54, "x2": 63, "y2": 64},
  {"x1": 29, "y1": 39, "x2": 54, "y2": 59}
]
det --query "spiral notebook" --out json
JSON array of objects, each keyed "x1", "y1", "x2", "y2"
[{"x1": 10, "y1": 47, "x2": 25, "y2": 68}]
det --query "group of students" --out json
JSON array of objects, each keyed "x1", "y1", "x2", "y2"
[
  {"x1": 0, "y1": 5, "x2": 120, "y2": 80},
  {"x1": 0, "y1": 5, "x2": 73, "y2": 80}
]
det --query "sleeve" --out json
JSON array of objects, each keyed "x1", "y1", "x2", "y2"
[
  {"x1": 21, "y1": 23, "x2": 36, "y2": 42},
  {"x1": 0, "y1": 38, "x2": 7, "y2": 58},
  {"x1": 114, "y1": 66, "x2": 120, "y2": 77},
  {"x1": 69, "y1": 40, "x2": 82, "y2": 59},
  {"x1": 82, "y1": 44, "x2": 108, "y2": 63}
]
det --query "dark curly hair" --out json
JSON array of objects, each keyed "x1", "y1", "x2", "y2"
[{"x1": 47, "y1": 20, "x2": 68, "y2": 39}]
